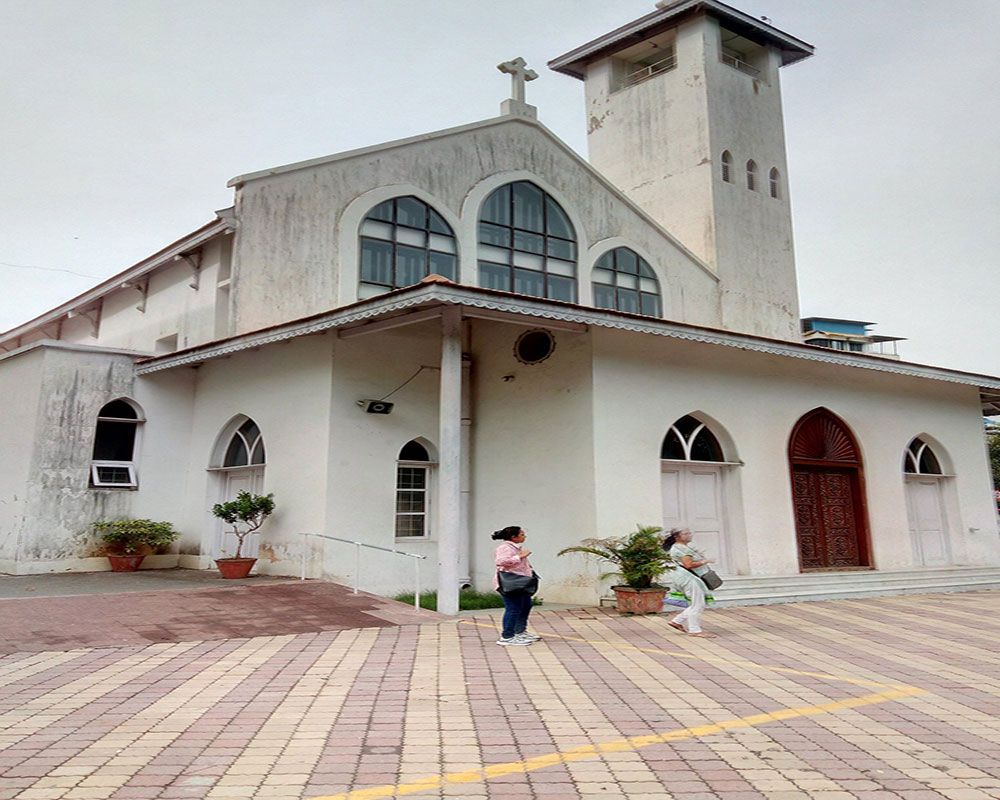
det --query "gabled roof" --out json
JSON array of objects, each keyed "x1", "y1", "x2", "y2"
[
  {"x1": 549, "y1": 0, "x2": 814, "y2": 79},
  {"x1": 227, "y1": 112, "x2": 717, "y2": 280}
]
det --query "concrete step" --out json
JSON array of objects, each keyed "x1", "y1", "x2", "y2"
[
  {"x1": 600, "y1": 566, "x2": 1000, "y2": 608},
  {"x1": 713, "y1": 566, "x2": 1000, "y2": 606}
]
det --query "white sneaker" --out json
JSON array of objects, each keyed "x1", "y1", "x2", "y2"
[
  {"x1": 515, "y1": 631, "x2": 541, "y2": 641},
  {"x1": 496, "y1": 636, "x2": 530, "y2": 646}
]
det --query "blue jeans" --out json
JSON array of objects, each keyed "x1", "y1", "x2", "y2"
[{"x1": 501, "y1": 590, "x2": 533, "y2": 639}]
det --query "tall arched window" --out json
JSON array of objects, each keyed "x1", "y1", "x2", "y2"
[
  {"x1": 91, "y1": 399, "x2": 143, "y2": 487},
  {"x1": 478, "y1": 181, "x2": 577, "y2": 302},
  {"x1": 721, "y1": 150, "x2": 732, "y2": 183},
  {"x1": 904, "y1": 437, "x2": 942, "y2": 475},
  {"x1": 396, "y1": 440, "x2": 434, "y2": 538},
  {"x1": 746, "y1": 160, "x2": 757, "y2": 191},
  {"x1": 223, "y1": 418, "x2": 266, "y2": 467},
  {"x1": 661, "y1": 415, "x2": 724, "y2": 462},
  {"x1": 359, "y1": 196, "x2": 457, "y2": 299},
  {"x1": 592, "y1": 247, "x2": 661, "y2": 317},
  {"x1": 769, "y1": 167, "x2": 780, "y2": 199}
]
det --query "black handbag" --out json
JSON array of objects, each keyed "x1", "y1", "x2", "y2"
[
  {"x1": 692, "y1": 568, "x2": 723, "y2": 590},
  {"x1": 497, "y1": 570, "x2": 539, "y2": 595}
]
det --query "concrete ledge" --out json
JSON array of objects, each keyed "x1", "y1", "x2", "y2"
[{"x1": 2, "y1": 554, "x2": 180, "y2": 575}]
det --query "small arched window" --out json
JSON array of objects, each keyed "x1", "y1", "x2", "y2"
[
  {"x1": 91, "y1": 399, "x2": 143, "y2": 487},
  {"x1": 746, "y1": 160, "x2": 757, "y2": 191},
  {"x1": 223, "y1": 418, "x2": 266, "y2": 467},
  {"x1": 661, "y1": 415, "x2": 724, "y2": 462},
  {"x1": 478, "y1": 181, "x2": 577, "y2": 302},
  {"x1": 904, "y1": 437, "x2": 942, "y2": 475},
  {"x1": 592, "y1": 247, "x2": 662, "y2": 317},
  {"x1": 721, "y1": 150, "x2": 732, "y2": 183},
  {"x1": 359, "y1": 196, "x2": 457, "y2": 299},
  {"x1": 396, "y1": 440, "x2": 434, "y2": 538},
  {"x1": 769, "y1": 167, "x2": 780, "y2": 199}
]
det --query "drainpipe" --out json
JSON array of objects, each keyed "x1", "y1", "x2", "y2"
[{"x1": 459, "y1": 349, "x2": 472, "y2": 588}]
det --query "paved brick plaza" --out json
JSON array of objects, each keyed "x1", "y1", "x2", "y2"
[{"x1": 1, "y1": 589, "x2": 999, "y2": 800}]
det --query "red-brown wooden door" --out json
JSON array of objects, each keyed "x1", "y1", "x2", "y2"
[
  {"x1": 791, "y1": 466, "x2": 865, "y2": 569},
  {"x1": 788, "y1": 409, "x2": 871, "y2": 571}
]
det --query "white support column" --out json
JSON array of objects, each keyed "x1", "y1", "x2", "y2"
[{"x1": 437, "y1": 305, "x2": 463, "y2": 615}]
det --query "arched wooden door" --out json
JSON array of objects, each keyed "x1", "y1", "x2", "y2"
[{"x1": 788, "y1": 409, "x2": 871, "y2": 571}]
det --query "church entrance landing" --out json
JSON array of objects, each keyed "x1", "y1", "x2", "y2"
[{"x1": 789, "y1": 409, "x2": 871, "y2": 571}]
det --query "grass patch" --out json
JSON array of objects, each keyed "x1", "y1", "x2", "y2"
[{"x1": 392, "y1": 589, "x2": 542, "y2": 611}]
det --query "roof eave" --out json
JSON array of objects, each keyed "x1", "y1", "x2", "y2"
[
  {"x1": 0, "y1": 214, "x2": 234, "y2": 345},
  {"x1": 549, "y1": 0, "x2": 814, "y2": 80}
]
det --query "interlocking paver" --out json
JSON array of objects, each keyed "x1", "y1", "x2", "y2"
[{"x1": 1, "y1": 591, "x2": 1000, "y2": 798}]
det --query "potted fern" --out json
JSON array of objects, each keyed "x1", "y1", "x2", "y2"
[
  {"x1": 94, "y1": 519, "x2": 179, "y2": 571},
  {"x1": 558, "y1": 524, "x2": 672, "y2": 613},
  {"x1": 211, "y1": 491, "x2": 275, "y2": 578}
]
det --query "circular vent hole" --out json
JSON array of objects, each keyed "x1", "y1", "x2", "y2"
[{"x1": 515, "y1": 330, "x2": 555, "y2": 364}]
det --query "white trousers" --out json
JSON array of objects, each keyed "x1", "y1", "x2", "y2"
[{"x1": 671, "y1": 578, "x2": 707, "y2": 633}]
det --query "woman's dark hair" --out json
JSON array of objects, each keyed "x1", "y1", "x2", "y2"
[
  {"x1": 491, "y1": 526, "x2": 522, "y2": 541},
  {"x1": 662, "y1": 527, "x2": 686, "y2": 552}
]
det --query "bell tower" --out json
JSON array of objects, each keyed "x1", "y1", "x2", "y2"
[{"x1": 549, "y1": 0, "x2": 813, "y2": 340}]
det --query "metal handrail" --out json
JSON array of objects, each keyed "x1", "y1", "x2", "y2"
[
  {"x1": 299, "y1": 533, "x2": 427, "y2": 611},
  {"x1": 623, "y1": 54, "x2": 677, "y2": 87},
  {"x1": 721, "y1": 53, "x2": 760, "y2": 76}
]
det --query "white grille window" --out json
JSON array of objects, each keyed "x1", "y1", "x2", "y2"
[
  {"x1": 395, "y1": 440, "x2": 435, "y2": 538},
  {"x1": 746, "y1": 160, "x2": 757, "y2": 191}
]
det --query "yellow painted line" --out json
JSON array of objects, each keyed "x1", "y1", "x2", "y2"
[
  {"x1": 308, "y1": 686, "x2": 926, "y2": 800},
  {"x1": 458, "y1": 619, "x2": 914, "y2": 690}
]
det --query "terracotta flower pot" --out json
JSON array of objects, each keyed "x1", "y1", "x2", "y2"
[
  {"x1": 612, "y1": 585, "x2": 667, "y2": 614},
  {"x1": 108, "y1": 554, "x2": 145, "y2": 572},
  {"x1": 215, "y1": 558, "x2": 257, "y2": 579}
]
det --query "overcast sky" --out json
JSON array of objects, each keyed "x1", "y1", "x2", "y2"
[{"x1": 2, "y1": 0, "x2": 998, "y2": 375}]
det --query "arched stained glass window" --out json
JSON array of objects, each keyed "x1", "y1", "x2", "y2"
[
  {"x1": 721, "y1": 150, "x2": 732, "y2": 183},
  {"x1": 396, "y1": 439, "x2": 433, "y2": 538},
  {"x1": 746, "y1": 160, "x2": 757, "y2": 191},
  {"x1": 904, "y1": 437, "x2": 942, "y2": 475},
  {"x1": 359, "y1": 196, "x2": 457, "y2": 298},
  {"x1": 661, "y1": 415, "x2": 724, "y2": 462},
  {"x1": 224, "y1": 418, "x2": 266, "y2": 467},
  {"x1": 478, "y1": 181, "x2": 577, "y2": 302},
  {"x1": 91, "y1": 399, "x2": 143, "y2": 487},
  {"x1": 592, "y1": 247, "x2": 661, "y2": 317},
  {"x1": 769, "y1": 167, "x2": 780, "y2": 199}
]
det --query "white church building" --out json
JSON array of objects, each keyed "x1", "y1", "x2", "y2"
[{"x1": 3, "y1": 0, "x2": 999, "y2": 612}]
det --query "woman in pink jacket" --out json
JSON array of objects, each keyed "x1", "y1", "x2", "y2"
[{"x1": 492, "y1": 526, "x2": 540, "y2": 646}]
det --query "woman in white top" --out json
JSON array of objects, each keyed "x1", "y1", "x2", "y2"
[{"x1": 664, "y1": 527, "x2": 717, "y2": 638}]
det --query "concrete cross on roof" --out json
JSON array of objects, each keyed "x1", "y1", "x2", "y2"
[{"x1": 497, "y1": 57, "x2": 538, "y2": 103}]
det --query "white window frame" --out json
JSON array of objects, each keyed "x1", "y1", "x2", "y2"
[
  {"x1": 394, "y1": 459, "x2": 435, "y2": 540},
  {"x1": 90, "y1": 461, "x2": 138, "y2": 488},
  {"x1": 90, "y1": 403, "x2": 144, "y2": 489}
]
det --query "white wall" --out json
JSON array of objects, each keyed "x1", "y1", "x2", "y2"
[
  {"x1": 588, "y1": 329, "x2": 999, "y2": 586},
  {"x1": 467, "y1": 319, "x2": 599, "y2": 603},
  {"x1": 177, "y1": 334, "x2": 334, "y2": 573},
  {"x1": 54, "y1": 234, "x2": 232, "y2": 355},
  {"x1": 13, "y1": 346, "x2": 137, "y2": 571},
  {"x1": 230, "y1": 118, "x2": 721, "y2": 336},
  {"x1": 0, "y1": 348, "x2": 44, "y2": 570},
  {"x1": 583, "y1": 14, "x2": 800, "y2": 341}
]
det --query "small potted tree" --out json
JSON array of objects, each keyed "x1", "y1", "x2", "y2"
[
  {"x1": 94, "y1": 519, "x2": 179, "y2": 571},
  {"x1": 558, "y1": 524, "x2": 672, "y2": 614},
  {"x1": 211, "y1": 491, "x2": 275, "y2": 579}
]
